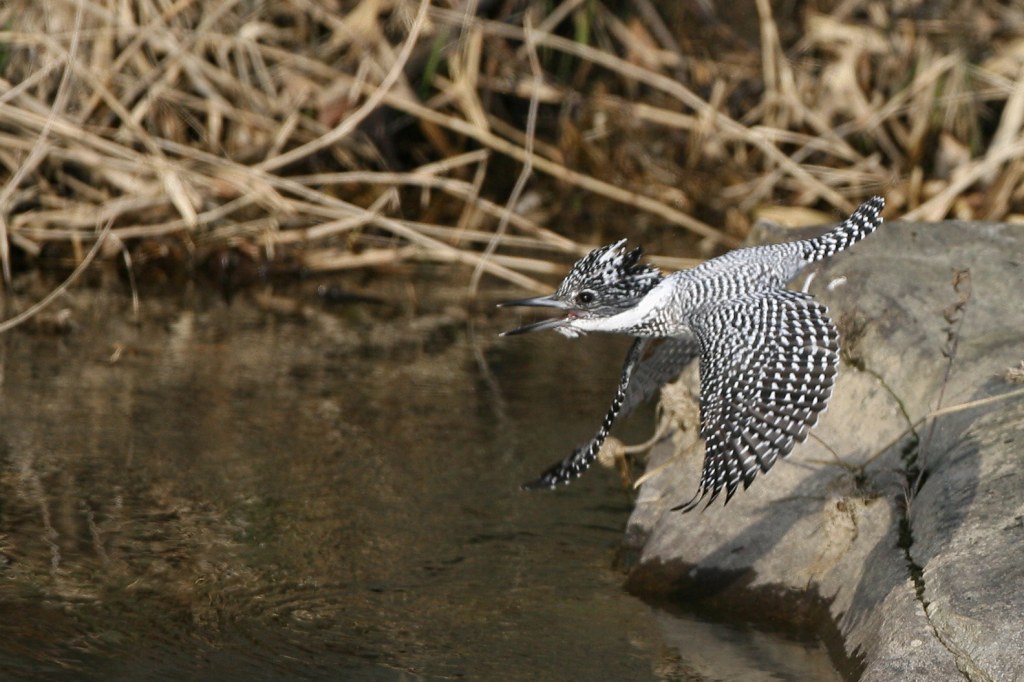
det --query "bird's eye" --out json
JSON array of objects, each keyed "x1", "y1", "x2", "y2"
[{"x1": 575, "y1": 290, "x2": 596, "y2": 305}]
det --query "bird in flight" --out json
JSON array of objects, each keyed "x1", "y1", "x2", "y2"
[{"x1": 500, "y1": 197, "x2": 884, "y2": 511}]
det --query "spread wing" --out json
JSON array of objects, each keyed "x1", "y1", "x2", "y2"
[
  {"x1": 523, "y1": 335, "x2": 698, "y2": 490},
  {"x1": 523, "y1": 338, "x2": 650, "y2": 489},
  {"x1": 674, "y1": 290, "x2": 839, "y2": 512},
  {"x1": 620, "y1": 336, "x2": 701, "y2": 418}
]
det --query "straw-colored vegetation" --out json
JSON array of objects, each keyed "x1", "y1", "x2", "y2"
[{"x1": 1, "y1": 1, "x2": 1023, "y2": 299}]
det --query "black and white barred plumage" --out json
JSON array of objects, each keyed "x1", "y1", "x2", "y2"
[
  {"x1": 501, "y1": 196, "x2": 884, "y2": 509},
  {"x1": 521, "y1": 336, "x2": 654, "y2": 490}
]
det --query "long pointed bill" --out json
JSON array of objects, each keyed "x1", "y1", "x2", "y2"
[{"x1": 498, "y1": 295, "x2": 570, "y2": 336}]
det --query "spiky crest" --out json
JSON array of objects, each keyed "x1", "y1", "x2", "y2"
[{"x1": 554, "y1": 240, "x2": 663, "y2": 313}]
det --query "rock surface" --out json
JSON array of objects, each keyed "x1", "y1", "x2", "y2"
[{"x1": 622, "y1": 219, "x2": 1024, "y2": 681}]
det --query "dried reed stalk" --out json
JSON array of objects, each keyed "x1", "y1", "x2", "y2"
[{"x1": 0, "y1": 0, "x2": 1021, "y2": 303}]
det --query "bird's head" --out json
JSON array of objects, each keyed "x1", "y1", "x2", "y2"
[{"x1": 499, "y1": 240, "x2": 663, "y2": 338}]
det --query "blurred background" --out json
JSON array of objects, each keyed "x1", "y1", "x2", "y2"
[{"x1": 1, "y1": 0, "x2": 1022, "y2": 299}]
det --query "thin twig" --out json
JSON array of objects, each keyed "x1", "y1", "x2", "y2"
[
  {"x1": 0, "y1": 218, "x2": 114, "y2": 334},
  {"x1": 256, "y1": 0, "x2": 431, "y2": 173},
  {"x1": 0, "y1": 2, "x2": 83, "y2": 285},
  {"x1": 469, "y1": 11, "x2": 541, "y2": 294}
]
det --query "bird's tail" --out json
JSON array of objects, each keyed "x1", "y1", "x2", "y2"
[{"x1": 802, "y1": 196, "x2": 885, "y2": 263}]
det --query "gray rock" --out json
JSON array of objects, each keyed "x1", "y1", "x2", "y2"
[{"x1": 623, "y1": 220, "x2": 1024, "y2": 681}]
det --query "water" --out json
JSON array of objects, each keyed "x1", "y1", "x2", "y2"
[{"x1": 0, "y1": 286, "x2": 842, "y2": 680}]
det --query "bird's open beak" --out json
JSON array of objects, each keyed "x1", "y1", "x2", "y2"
[{"x1": 498, "y1": 295, "x2": 569, "y2": 336}]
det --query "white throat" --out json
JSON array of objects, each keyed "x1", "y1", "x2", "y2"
[{"x1": 564, "y1": 281, "x2": 673, "y2": 336}]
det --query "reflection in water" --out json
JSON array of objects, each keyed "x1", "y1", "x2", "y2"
[{"x1": 0, "y1": 291, "x2": 840, "y2": 680}]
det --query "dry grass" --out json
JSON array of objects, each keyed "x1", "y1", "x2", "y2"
[{"x1": 1, "y1": 1, "x2": 1023, "y2": 301}]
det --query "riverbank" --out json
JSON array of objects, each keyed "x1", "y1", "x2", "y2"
[{"x1": 622, "y1": 218, "x2": 1024, "y2": 680}]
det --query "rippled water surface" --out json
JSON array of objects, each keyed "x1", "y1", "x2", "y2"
[{"x1": 0, "y1": 289, "x2": 842, "y2": 680}]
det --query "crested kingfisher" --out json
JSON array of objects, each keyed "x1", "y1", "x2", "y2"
[{"x1": 500, "y1": 197, "x2": 884, "y2": 511}]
